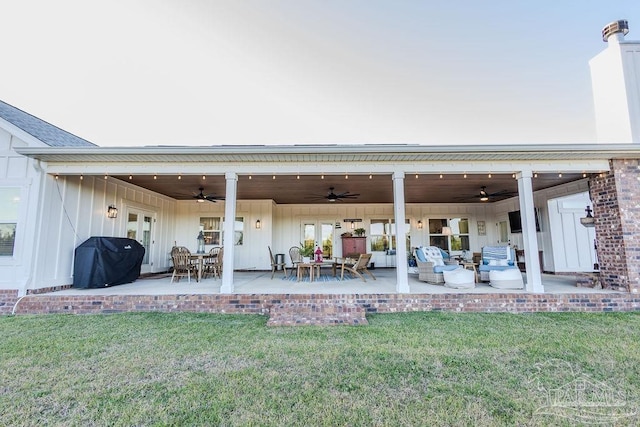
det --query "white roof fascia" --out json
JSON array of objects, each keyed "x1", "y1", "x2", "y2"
[{"x1": 13, "y1": 143, "x2": 637, "y2": 176}]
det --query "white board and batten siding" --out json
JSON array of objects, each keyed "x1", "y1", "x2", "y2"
[
  {"x1": 174, "y1": 199, "x2": 273, "y2": 271},
  {"x1": 547, "y1": 193, "x2": 597, "y2": 273},
  {"x1": 0, "y1": 127, "x2": 42, "y2": 291},
  {"x1": 26, "y1": 175, "x2": 177, "y2": 290}
]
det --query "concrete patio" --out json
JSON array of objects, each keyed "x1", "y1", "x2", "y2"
[{"x1": 43, "y1": 268, "x2": 608, "y2": 296}]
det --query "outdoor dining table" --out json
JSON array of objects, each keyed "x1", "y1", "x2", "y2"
[
  {"x1": 296, "y1": 259, "x2": 339, "y2": 282},
  {"x1": 189, "y1": 252, "x2": 217, "y2": 282}
]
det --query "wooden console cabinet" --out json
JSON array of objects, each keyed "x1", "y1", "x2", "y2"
[{"x1": 342, "y1": 236, "x2": 366, "y2": 258}]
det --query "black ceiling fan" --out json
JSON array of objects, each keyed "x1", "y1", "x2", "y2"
[
  {"x1": 306, "y1": 187, "x2": 360, "y2": 202},
  {"x1": 193, "y1": 187, "x2": 224, "y2": 203},
  {"x1": 457, "y1": 186, "x2": 517, "y2": 202}
]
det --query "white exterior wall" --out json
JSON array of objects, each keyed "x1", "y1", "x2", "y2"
[
  {"x1": 547, "y1": 193, "x2": 597, "y2": 272},
  {"x1": 2, "y1": 129, "x2": 180, "y2": 293},
  {"x1": 274, "y1": 203, "x2": 511, "y2": 269},
  {"x1": 0, "y1": 128, "x2": 44, "y2": 292},
  {"x1": 28, "y1": 175, "x2": 177, "y2": 291},
  {"x1": 491, "y1": 179, "x2": 591, "y2": 273},
  {"x1": 590, "y1": 39, "x2": 640, "y2": 143},
  {"x1": 174, "y1": 199, "x2": 272, "y2": 271}
]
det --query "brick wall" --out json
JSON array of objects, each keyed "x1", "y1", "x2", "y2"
[
  {"x1": 9, "y1": 293, "x2": 640, "y2": 321},
  {"x1": 613, "y1": 159, "x2": 640, "y2": 293},
  {"x1": 0, "y1": 290, "x2": 19, "y2": 315},
  {"x1": 590, "y1": 160, "x2": 640, "y2": 293}
]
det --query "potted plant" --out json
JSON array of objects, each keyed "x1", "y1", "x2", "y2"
[
  {"x1": 300, "y1": 243, "x2": 314, "y2": 263},
  {"x1": 353, "y1": 228, "x2": 366, "y2": 237}
]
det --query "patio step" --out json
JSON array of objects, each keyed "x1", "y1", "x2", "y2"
[{"x1": 267, "y1": 301, "x2": 368, "y2": 326}]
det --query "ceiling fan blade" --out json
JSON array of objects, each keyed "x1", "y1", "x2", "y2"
[
  {"x1": 204, "y1": 196, "x2": 224, "y2": 202},
  {"x1": 488, "y1": 189, "x2": 517, "y2": 197},
  {"x1": 454, "y1": 195, "x2": 480, "y2": 201},
  {"x1": 336, "y1": 192, "x2": 360, "y2": 198}
]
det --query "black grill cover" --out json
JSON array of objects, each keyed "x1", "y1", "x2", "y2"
[{"x1": 73, "y1": 237, "x2": 145, "y2": 289}]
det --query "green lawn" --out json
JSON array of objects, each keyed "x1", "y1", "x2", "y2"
[{"x1": 1, "y1": 312, "x2": 639, "y2": 426}]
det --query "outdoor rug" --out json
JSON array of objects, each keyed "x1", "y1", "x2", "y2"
[
  {"x1": 138, "y1": 273, "x2": 173, "y2": 280},
  {"x1": 281, "y1": 273, "x2": 354, "y2": 283}
]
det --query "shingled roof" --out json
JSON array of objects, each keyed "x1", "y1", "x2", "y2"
[{"x1": 0, "y1": 100, "x2": 95, "y2": 147}]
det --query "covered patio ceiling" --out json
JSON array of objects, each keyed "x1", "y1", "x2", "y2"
[
  {"x1": 17, "y1": 143, "x2": 617, "y2": 204},
  {"x1": 110, "y1": 172, "x2": 586, "y2": 204}
]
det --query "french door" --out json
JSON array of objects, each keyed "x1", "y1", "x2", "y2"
[
  {"x1": 301, "y1": 220, "x2": 335, "y2": 259},
  {"x1": 496, "y1": 217, "x2": 509, "y2": 244},
  {"x1": 126, "y1": 208, "x2": 155, "y2": 273}
]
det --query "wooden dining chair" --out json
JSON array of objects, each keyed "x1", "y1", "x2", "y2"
[
  {"x1": 212, "y1": 247, "x2": 223, "y2": 279},
  {"x1": 289, "y1": 246, "x2": 303, "y2": 269},
  {"x1": 268, "y1": 246, "x2": 287, "y2": 279},
  {"x1": 203, "y1": 247, "x2": 221, "y2": 279},
  {"x1": 171, "y1": 246, "x2": 196, "y2": 283}
]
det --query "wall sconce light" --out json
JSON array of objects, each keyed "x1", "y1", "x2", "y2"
[
  {"x1": 442, "y1": 226, "x2": 453, "y2": 236},
  {"x1": 255, "y1": 219, "x2": 261, "y2": 229},
  {"x1": 351, "y1": 221, "x2": 356, "y2": 229},
  {"x1": 417, "y1": 220, "x2": 423, "y2": 229},
  {"x1": 107, "y1": 205, "x2": 118, "y2": 219}
]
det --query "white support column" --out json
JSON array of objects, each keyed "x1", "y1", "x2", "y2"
[
  {"x1": 516, "y1": 171, "x2": 543, "y2": 293},
  {"x1": 392, "y1": 171, "x2": 410, "y2": 293},
  {"x1": 220, "y1": 172, "x2": 237, "y2": 293}
]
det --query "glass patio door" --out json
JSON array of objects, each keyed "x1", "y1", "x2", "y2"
[
  {"x1": 301, "y1": 221, "x2": 335, "y2": 259},
  {"x1": 497, "y1": 218, "x2": 509, "y2": 244},
  {"x1": 126, "y1": 209, "x2": 154, "y2": 273}
]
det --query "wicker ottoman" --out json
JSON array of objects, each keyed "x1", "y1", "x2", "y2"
[
  {"x1": 489, "y1": 269, "x2": 524, "y2": 289},
  {"x1": 443, "y1": 268, "x2": 475, "y2": 289}
]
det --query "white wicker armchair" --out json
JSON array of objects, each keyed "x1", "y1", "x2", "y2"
[{"x1": 414, "y1": 247, "x2": 459, "y2": 284}]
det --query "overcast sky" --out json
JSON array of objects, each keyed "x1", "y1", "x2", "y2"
[{"x1": 1, "y1": 1, "x2": 639, "y2": 147}]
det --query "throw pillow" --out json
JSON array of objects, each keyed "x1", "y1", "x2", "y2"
[
  {"x1": 488, "y1": 259, "x2": 498, "y2": 266},
  {"x1": 497, "y1": 259, "x2": 508, "y2": 266}
]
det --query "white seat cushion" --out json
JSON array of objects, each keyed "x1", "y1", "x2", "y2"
[
  {"x1": 489, "y1": 269, "x2": 524, "y2": 289},
  {"x1": 443, "y1": 268, "x2": 475, "y2": 289}
]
